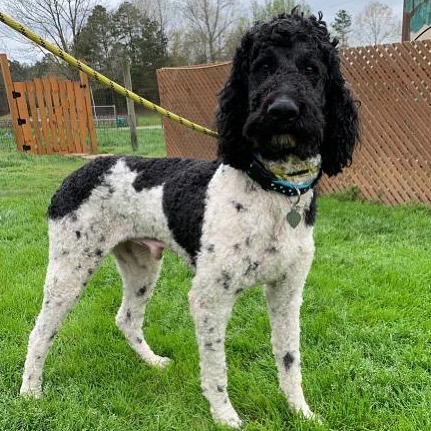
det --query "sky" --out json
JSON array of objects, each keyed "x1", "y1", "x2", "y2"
[
  {"x1": 307, "y1": 0, "x2": 403, "y2": 24},
  {"x1": 0, "y1": 0, "x2": 405, "y2": 63}
]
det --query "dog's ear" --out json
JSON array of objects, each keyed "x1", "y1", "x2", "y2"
[
  {"x1": 321, "y1": 45, "x2": 360, "y2": 177},
  {"x1": 216, "y1": 33, "x2": 254, "y2": 170}
]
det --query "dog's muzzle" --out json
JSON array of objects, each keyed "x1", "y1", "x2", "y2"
[{"x1": 271, "y1": 134, "x2": 297, "y2": 149}]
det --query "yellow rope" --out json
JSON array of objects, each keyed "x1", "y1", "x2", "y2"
[{"x1": 0, "y1": 11, "x2": 218, "y2": 138}]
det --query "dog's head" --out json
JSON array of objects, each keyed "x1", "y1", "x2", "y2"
[{"x1": 217, "y1": 11, "x2": 359, "y2": 177}]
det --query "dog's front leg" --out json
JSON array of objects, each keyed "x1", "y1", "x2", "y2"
[
  {"x1": 264, "y1": 267, "x2": 315, "y2": 420},
  {"x1": 189, "y1": 274, "x2": 242, "y2": 429}
]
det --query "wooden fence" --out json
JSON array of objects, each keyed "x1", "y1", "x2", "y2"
[
  {"x1": 0, "y1": 54, "x2": 97, "y2": 154},
  {"x1": 157, "y1": 41, "x2": 431, "y2": 206}
]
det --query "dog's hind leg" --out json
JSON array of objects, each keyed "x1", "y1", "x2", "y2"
[
  {"x1": 20, "y1": 241, "x2": 106, "y2": 397},
  {"x1": 113, "y1": 241, "x2": 170, "y2": 367},
  {"x1": 188, "y1": 274, "x2": 242, "y2": 429}
]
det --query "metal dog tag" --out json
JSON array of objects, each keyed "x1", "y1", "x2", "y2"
[
  {"x1": 287, "y1": 187, "x2": 302, "y2": 228},
  {"x1": 286, "y1": 208, "x2": 301, "y2": 228}
]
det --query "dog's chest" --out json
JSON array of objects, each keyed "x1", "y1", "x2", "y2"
[{"x1": 199, "y1": 165, "x2": 314, "y2": 285}]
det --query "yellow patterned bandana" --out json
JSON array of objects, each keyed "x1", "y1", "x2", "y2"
[{"x1": 261, "y1": 155, "x2": 322, "y2": 186}]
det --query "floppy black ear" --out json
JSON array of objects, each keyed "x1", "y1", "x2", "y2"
[
  {"x1": 216, "y1": 33, "x2": 254, "y2": 170},
  {"x1": 321, "y1": 47, "x2": 360, "y2": 177}
]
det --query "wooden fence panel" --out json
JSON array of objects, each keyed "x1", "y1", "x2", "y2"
[
  {"x1": 42, "y1": 78, "x2": 60, "y2": 153},
  {"x1": 25, "y1": 81, "x2": 44, "y2": 154},
  {"x1": 34, "y1": 78, "x2": 53, "y2": 153},
  {"x1": 58, "y1": 80, "x2": 73, "y2": 153},
  {"x1": 66, "y1": 81, "x2": 81, "y2": 152},
  {"x1": 323, "y1": 41, "x2": 431, "y2": 205},
  {"x1": 12, "y1": 82, "x2": 34, "y2": 152},
  {"x1": 0, "y1": 54, "x2": 97, "y2": 155},
  {"x1": 157, "y1": 41, "x2": 431, "y2": 206},
  {"x1": 157, "y1": 62, "x2": 229, "y2": 159},
  {"x1": 49, "y1": 76, "x2": 67, "y2": 152},
  {"x1": 0, "y1": 54, "x2": 25, "y2": 151}
]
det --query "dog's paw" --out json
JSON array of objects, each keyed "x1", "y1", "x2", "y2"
[
  {"x1": 147, "y1": 355, "x2": 172, "y2": 368},
  {"x1": 292, "y1": 404, "x2": 322, "y2": 424},
  {"x1": 211, "y1": 407, "x2": 243, "y2": 429},
  {"x1": 20, "y1": 384, "x2": 42, "y2": 398},
  {"x1": 154, "y1": 356, "x2": 172, "y2": 368}
]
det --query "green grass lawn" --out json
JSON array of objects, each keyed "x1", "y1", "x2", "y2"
[
  {"x1": 0, "y1": 148, "x2": 430, "y2": 431},
  {"x1": 136, "y1": 112, "x2": 162, "y2": 127},
  {"x1": 96, "y1": 127, "x2": 166, "y2": 157}
]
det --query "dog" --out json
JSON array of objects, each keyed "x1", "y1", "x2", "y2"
[{"x1": 20, "y1": 11, "x2": 359, "y2": 428}]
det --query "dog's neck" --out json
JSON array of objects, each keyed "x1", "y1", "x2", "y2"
[{"x1": 245, "y1": 152, "x2": 322, "y2": 198}]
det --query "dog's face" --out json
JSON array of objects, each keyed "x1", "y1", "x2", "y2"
[
  {"x1": 217, "y1": 12, "x2": 359, "y2": 176},
  {"x1": 245, "y1": 39, "x2": 327, "y2": 162}
]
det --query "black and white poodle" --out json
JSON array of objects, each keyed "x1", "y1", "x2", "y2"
[{"x1": 20, "y1": 11, "x2": 359, "y2": 428}]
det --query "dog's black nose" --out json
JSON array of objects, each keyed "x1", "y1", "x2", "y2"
[{"x1": 267, "y1": 98, "x2": 299, "y2": 121}]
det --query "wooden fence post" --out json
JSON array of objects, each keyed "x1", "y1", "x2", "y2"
[
  {"x1": 123, "y1": 57, "x2": 138, "y2": 151},
  {"x1": 0, "y1": 53, "x2": 26, "y2": 151},
  {"x1": 79, "y1": 69, "x2": 97, "y2": 153}
]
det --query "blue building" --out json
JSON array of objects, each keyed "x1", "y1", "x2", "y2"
[{"x1": 403, "y1": 0, "x2": 431, "y2": 40}]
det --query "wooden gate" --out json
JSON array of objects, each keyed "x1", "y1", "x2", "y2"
[{"x1": 0, "y1": 54, "x2": 97, "y2": 154}]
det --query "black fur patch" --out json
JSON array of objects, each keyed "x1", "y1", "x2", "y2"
[
  {"x1": 136, "y1": 286, "x2": 147, "y2": 296},
  {"x1": 283, "y1": 352, "x2": 295, "y2": 370},
  {"x1": 304, "y1": 192, "x2": 317, "y2": 227},
  {"x1": 125, "y1": 157, "x2": 210, "y2": 192},
  {"x1": 217, "y1": 271, "x2": 232, "y2": 290},
  {"x1": 231, "y1": 200, "x2": 247, "y2": 212},
  {"x1": 161, "y1": 159, "x2": 220, "y2": 264},
  {"x1": 244, "y1": 260, "x2": 259, "y2": 276},
  {"x1": 48, "y1": 156, "x2": 119, "y2": 220},
  {"x1": 125, "y1": 157, "x2": 220, "y2": 262}
]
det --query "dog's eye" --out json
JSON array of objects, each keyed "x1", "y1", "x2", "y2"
[
  {"x1": 252, "y1": 61, "x2": 273, "y2": 78},
  {"x1": 301, "y1": 65, "x2": 316, "y2": 75},
  {"x1": 257, "y1": 63, "x2": 270, "y2": 76}
]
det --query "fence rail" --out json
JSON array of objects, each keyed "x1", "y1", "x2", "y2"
[{"x1": 157, "y1": 41, "x2": 431, "y2": 206}]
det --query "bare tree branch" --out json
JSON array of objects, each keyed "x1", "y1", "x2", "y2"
[
  {"x1": 353, "y1": 1, "x2": 401, "y2": 46},
  {"x1": 176, "y1": 0, "x2": 239, "y2": 62},
  {"x1": 4, "y1": 0, "x2": 97, "y2": 54}
]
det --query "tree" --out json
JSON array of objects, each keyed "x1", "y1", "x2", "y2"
[
  {"x1": 220, "y1": 0, "x2": 311, "y2": 62},
  {"x1": 111, "y1": 2, "x2": 168, "y2": 102},
  {"x1": 4, "y1": 0, "x2": 97, "y2": 57},
  {"x1": 223, "y1": 17, "x2": 251, "y2": 60},
  {"x1": 167, "y1": 31, "x2": 191, "y2": 66},
  {"x1": 75, "y1": 6, "x2": 115, "y2": 73},
  {"x1": 177, "y1": 0, "x2": 239, "y2": 63},
  {"x1": 251, "y1": 0, "x2": 310, "y2": 22},
  {"x1": 112, "y1": 2, "x2": 147, "y2": 66},
  {"x1": 353, "y1": 1, "x2": 401, "y2": 46},
  {"x1": 75, "y1": 3, "x2": 168, "y2": 104},
  {"x1": 135, "y1": 16, "x2": 168, "y2": 102},
  {"x1": 131, "y1": 0, "x2": 176, "y2": 37},
  {"x1": 332, "y1": 9, "x2": 352, "y2": 48}
]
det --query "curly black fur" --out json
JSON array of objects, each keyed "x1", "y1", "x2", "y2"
[{"x1": 216, "y1": 11, "x2": 359, "y2": 175}]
